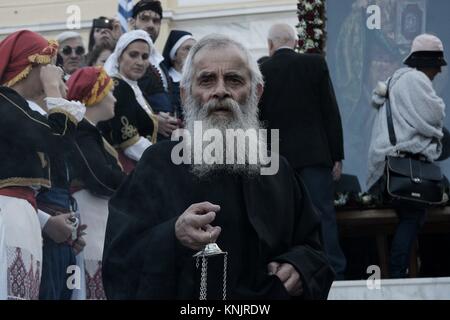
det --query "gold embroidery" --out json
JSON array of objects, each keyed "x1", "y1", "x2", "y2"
[
  {"x1": 142, "y1": 97, "x2": 158, "y2": 144},
  {"x1": 48, "y1": 107, "x2": 78, "y2": 126},
  {"x1": 85, "y1": 68, "x2": 114, "y2": 106},
  {"x1": 0, "y1": 93, "x2": 51, "y2": 128},
  {"x1": 102, "y1": 137, "x2": 124, "y2": 171},
  {"x1": 0, "y1": 177, "x2": 51, "y2": 189},
  {"x1": 149, "y1": 113, "x2": 158, "y2": 144},
  {"x1": 118, "y1": 134, "x2": 140, "y2": 150},
  {"x1": 4, "y1": 65, "x2": 32, "y2": 87},
  {"x1": 121, "y1": 116, "x2": 138, "y2": 140}
]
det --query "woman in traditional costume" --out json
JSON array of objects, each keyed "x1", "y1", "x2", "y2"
[
  {"x1": 100, "y1": 30, "x2": 160, "y2": 173},
  {"x1": 67, "y1": 66, "x2": 126, "y2": 299},
  {"x1": 0, "y1": 30, "x2": 85, "y2": 300}
]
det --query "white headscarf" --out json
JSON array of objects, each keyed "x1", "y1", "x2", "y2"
[{"x1": 104, "y1": 30, "x2": 163, "y2": 77}]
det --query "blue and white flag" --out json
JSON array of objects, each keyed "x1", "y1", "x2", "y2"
[{"x1": 118, "y1": 0, "x2": 134, "y2": 33}]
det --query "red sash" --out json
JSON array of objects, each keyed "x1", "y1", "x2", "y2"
[
  {"x1": 0, "y1": 187, "x2": 37, "y2": 210},
  {"x1": 118, "y1": 150, "x2": 137, "y2": 174}
]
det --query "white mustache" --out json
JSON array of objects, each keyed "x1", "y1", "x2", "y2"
[{"x1": 204, "y1": 98, "x2": 239, "y2": 117}]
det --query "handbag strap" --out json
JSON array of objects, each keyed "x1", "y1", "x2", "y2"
[{"x1": 385, "y1": 77, "x2": 397, "y2": 146}]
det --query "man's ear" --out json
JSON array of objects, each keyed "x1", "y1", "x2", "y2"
[
  {"x1": 290, "y1": 39, "x2": 297, "y2": 50},
  {"x1": 268, "y1": 40, "x2": 274, "y2": 56},
  {"x1": 256, "y1": 83, "x2": 264, "y2": 102}
]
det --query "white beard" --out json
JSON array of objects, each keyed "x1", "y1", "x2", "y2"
[{"x1": 183, "y1": 90, "x2": 266, "y2": 177}]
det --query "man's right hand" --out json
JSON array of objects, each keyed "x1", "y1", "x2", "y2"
[
  {"x1": 40, "y1": 64, "x2": 65, "y2": 98},
  {"x1": 42, "y1": 213, "x2": 73, "y2": 243},
  {"x1": 175, "y1": 202, "x2": 221, "y2": 251},
  {"x1": 157, "y1": 112, "x2": 180, "y2": 138}
]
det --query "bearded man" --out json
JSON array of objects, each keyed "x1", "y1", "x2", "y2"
[{"x1": 102, "y1": 34, "x2": 335, "y2": 300}]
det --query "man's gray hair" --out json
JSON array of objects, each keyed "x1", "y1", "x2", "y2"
[
  {"x1": 180, "y1": 34, "x2": 264, "y2": 93},
  {"x1": 267, "y1": 23, "x2": 297, "y2": 48}
]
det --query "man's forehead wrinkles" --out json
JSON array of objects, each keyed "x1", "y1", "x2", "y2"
[
  {"x1": 197, "y1": 70, "x2": 244, "y2": 75},
  {"x1": 197, "y1": 71, "x2": 214, "y2": 77}
]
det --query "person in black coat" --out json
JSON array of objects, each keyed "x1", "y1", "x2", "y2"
[{"x1": 259, "y1": 23, "x2": 347, "y2": 279}]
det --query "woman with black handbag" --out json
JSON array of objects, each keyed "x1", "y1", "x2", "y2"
[{"x1": 367, "y1": 34, "x2": 447, "y2": 278}]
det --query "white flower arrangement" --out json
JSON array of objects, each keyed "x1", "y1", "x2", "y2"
[{"x1": 296, "y1": 0, "x2": 327, "y2": 53}]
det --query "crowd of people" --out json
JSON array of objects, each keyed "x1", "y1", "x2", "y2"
[{"x1": 0, "y1": 0, "x2": 448, "y2": 300}]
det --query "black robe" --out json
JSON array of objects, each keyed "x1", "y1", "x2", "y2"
[{"x1": 102, "y1": 141, "x2": 335, "y2": 300}]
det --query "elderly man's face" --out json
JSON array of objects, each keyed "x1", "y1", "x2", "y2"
[
  {"x1": 190, "y1": 45, "x2": 252, "y2": 115},
  {"x1": 59, "y1": 37, "x2": 85, "y2": 75},
  {"x1": 182, "y1": 44, "x2": 264, "y2": 177}
]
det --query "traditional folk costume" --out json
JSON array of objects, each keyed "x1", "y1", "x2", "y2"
[
  {"x1": 31, "y1": 99, "x2": 84, "y2": 300},
  {"x1": 100, "y1": 30, "x2": 158, "y2": 172},
  {"x1": 67, "y1": 67, "x2": 126, "y2": 299},
  {"x1": 0, "y1": 30, "x2": 84, "y2": 300}
]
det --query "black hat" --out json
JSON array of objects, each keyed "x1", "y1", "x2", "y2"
[
  {"x1": 162, "y1": 30, "x2": 194, "y2": 68},
  {"x1": 404, "y1": 51, "x2": 447, "y2": 68},
  {"x1": 132, "y1": 0, "x2": 163, "y2": 19}
]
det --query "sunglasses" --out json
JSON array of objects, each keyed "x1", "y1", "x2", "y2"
[{"x1": 61, "y1": 46, "x2": 85, "y2": 56}]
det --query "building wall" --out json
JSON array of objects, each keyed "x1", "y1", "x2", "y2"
[{"x1": 0, "y1": 0, "x2": 297, "y2": 59}]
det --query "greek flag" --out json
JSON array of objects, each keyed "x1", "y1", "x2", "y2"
[{"x1": 118, "y1": 0, "x2": 134, "y2": 33}]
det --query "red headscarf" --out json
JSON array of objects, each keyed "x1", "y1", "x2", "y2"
[
  {"x1": 0, "y1": 30, "x2": 58, "y2": 87},
  {"x1": 66, "y1": 66, "x2": 114, "y2": 107}
]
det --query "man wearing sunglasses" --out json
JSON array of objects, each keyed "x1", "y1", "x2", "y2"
[{"x1": 56, "y1": 31, "x2": 86, "y2": 79}]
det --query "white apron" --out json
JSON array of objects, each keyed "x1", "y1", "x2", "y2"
[
  {"x1": 0, "y1": 195, "x2": 42, "y2": 300},
  {"x1": 73, "y1": 190, "x2": 109, "y2": 300}
]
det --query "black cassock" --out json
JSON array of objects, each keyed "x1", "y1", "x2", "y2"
[{"x1": 102, "y1": 141, "x2": 335, "y2": 300}]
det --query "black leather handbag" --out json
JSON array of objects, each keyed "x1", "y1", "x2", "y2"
[{"x1": 384, "y1": 78, "x2": 446, "y2": 207}]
